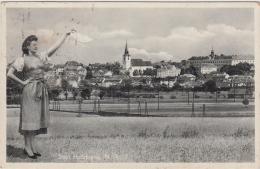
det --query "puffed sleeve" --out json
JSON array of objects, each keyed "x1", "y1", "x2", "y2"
[
  {"x1": 39, "y1": 51, "x2": 51, "y2": 63},
  {"x1": 11, "y1": 56, "x2": 24, "y2": 72}
]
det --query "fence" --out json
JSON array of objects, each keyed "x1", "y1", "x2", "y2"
[
  {"x1": 7, "y1": 88, "x2": 255, "y2": 117},
  {"x1": 49, "y1": 96, "x2": 254, "y2": 117}
]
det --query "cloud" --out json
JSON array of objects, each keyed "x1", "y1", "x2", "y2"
[
  {"x1": 206, "y1": 24, "x2": 252, "y2": 36},
  {"x1": 205, "y1": 24, "x2": 254, "y2": 54},
  {"x1": 54, "y1": 24, "x2": 253, "y2": 64},
  {"x1": 6, "y1": 22, "x2": 254, "y2": 65},
  {"x1": 6, "y1": 8, "x2": 254, "y2": 65},
  {"x1": 131, "y1": 24, "x2": 254, "y2": 61},
  {"x1": 167, "y1": 27, "x2": 215, "y2": 41},
  {"x1": 150, "y1": 24, "x2": 253, "y2": 43},
  {"x1": 70, "y1": 32, "x2": 93, "y2": 43},
  {"x1": 99, "y1": 29, "x2": 134, "y2": 39},
  {"x1": 129, "y1": 47, "x2": 173, "y2": 62}
]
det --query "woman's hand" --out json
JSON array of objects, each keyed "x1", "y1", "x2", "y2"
[
  {"x1": 7, "y1": 67, "x2": 29, "y2": 87},
  {"x1": 66, "y1": 29, "x2": 77, "y2": 36},
  {"x1": 22, "y1": 78, "x2": 32, "y2": 86}
]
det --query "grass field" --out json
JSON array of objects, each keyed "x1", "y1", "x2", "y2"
[{"x1": 6, "y1": 108, "x2": 254, "y2": 163}]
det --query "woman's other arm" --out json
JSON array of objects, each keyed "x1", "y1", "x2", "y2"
[{"x1": 7, "y1": 67, "x2": 30, "y2": 86}]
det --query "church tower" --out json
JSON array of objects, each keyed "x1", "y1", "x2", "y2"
[
  {"x1": 123, "y1": 41, "x2": 131, "y2": 70},
  {"x1": 210, "y1": 47, "x2": 215, "y2": 60}
]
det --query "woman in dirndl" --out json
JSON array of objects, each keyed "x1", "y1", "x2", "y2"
[{"x1": 7, "y1": 30, "x2": 74, "y2": 159}]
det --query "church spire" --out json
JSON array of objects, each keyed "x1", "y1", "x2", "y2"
[
  {"x1": 122, "y1": 40, "x2": 131, "y2": 70},
  {"x1": 124, "y1": 40, "x2": 129, "y2": 55}
]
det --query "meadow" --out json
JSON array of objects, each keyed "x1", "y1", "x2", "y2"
[{"x1": 6, "y1": 109, "x2": 254, "y2": 162}]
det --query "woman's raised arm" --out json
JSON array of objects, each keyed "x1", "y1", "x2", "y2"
[{"x1": 46, "y1": 30, "x2": 75, "y2": 57}]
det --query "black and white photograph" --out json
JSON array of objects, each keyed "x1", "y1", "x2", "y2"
[{"x1": 1, "y1": 1, "x2": 259, "y2": 167}]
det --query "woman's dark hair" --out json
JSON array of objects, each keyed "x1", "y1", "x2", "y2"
[{"x1": 22, "y1": 35, "x2": 38, "y2": 55}]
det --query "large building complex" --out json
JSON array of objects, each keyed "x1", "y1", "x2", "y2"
[{"x1": 187, "y1": 49, "x2": 254, "y2": 69}]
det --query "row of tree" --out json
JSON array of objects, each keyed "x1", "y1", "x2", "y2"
[
  {"x1": 132, "y1": 68, "x2": 157, "y2": 76},
  {"x1": 220, "y1": 63, "x2": 253, "y2": 75},
  {"x1": 86, "y1": 62, "x2": 122, "y2": 79}
]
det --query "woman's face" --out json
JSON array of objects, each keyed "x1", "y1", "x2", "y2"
[{"x1": 27, "y1": 40, "x2": 38, "y2": 54}]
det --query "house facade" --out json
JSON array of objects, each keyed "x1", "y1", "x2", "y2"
[
  {"x1": 178, "y1": 74, "x2": 196, "y2": 87},
  {"x1": 228, "y1": 75, "x2": 254, "y2": 87},
  {"x1": 200, "y1": 63, "x2": 218, "y2": 74},
  {"x1": 231, "y1": 55, "x2": 255, "y2": 65},
  {"x1": 157, "y1": 65, "x2": 181, "y2": 78},
  {"x1": 101, "y1": 77, "x2": 123, "y2": 88}
]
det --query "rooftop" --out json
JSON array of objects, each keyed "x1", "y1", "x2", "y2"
[
  {"x1": 188, "y1": 56, "x2": 209, "y2": 60},
  {"x1": 232, "y1": 55, "x2": 254, "y2": 60},
  {"x1": 180, "y1": 74, "x2": 196, "y2": 78},
  {"x1": 158, "y1": 64, "x2": 180, "y2": 70},
  {"x1": 201, "y1": 63, "x2": 218, "y2": 68},
  {"x1": 65, "y1": 61, "x2": 82, "y2": 66},
  {"x1": 189, "y1": 54, "x2": 254, "y2": 61},
  {"x1": 103, "y1": 79, "x2": 122, "y2": 83},
  {"x1": 131, "y1": 59, "x2": 152, "y2": 67}
]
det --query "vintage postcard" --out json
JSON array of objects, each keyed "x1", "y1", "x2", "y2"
[{"x1": 0, "y1": 1, "x2": 259, "y2": 169}]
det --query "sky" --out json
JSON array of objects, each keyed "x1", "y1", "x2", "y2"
[{"x1": 6, "y1": 7, "x2": 254, "y2": 65}]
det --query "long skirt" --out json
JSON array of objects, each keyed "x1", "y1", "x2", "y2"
[{"x1": 19, "y1": 80, "x2": 50, "y2": 135}]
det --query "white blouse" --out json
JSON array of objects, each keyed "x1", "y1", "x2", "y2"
[{"x1": 11, "y1": 52, "x2": 50, "y2": 72}]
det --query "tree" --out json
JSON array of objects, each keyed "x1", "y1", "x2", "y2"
[
  {"x1": 121, "y1": 79, "x2": 132, "y2": 92},
  {"x1": 220, "y1": 65, "x2": 231, "y2": 73},
  {"x1": 154, "y1": 65, "x2": 161, "y2": 69},
  {"x1": 173, "y1": 82, "x2": 181, "y2": 90},
  {"x1": 220, "y1": 65, "x2": 242, "y2": 75},
  {"x1": 220, "y1": 63, "x2": 252, "y2": 75},
  {"x1": 64, "y1": 91, "x2": 68, "y2": 100},
  {"x1": 236, "y1": 63, "x2": 251, "y2": 73},
  {"x1": 61, "y1": 79, "x2": 69, "y2": 91},
  {"x1": 99, "y1": 90, "x2": 105, "y2": 100},
  {"x1": 203, "y1": 80, "x2": 217, "y2": 92},
  {"x1": 242, "y1": 98, "x2": 249, "y2": 107},
  {"x1": 111, "y1": 62, "x2": 121, "y2": 75},
  {"x1": 142, "y1": 85, "x2": 153, "y2": 92},
  {"x1": 143, "y1": 68, "x2": 157, "y2": 76},
  {"x1": 108, "y1": 85, "x2": 119, "y2": 98},
  {"x1": 133, "y1": 70, "x2": 139, "y2": 76},
  {"x1": 49, "y1": 89, "x2": 60, "y2": 100},
  {"x1": 85, "y1": 66, "x2": 93, "y2": 79},
  {"x1": 61, "y1": 79, "x2": 69, "y2": 100},
  {"x1": 180, "y1": 65, "x2": 201, "y2": 77},
  {"x1": 125, "y1": 71, "x2": 130, "y2": 76},
  {"x1": 72, "y1": 89, "x2": 78, "y2": 100},
  {"x1": 81, "y1": 88, "x2": 91, "y2": 99},
  {"x1": 160, "y1": 83, "x2": 168, "y2": 91}
]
